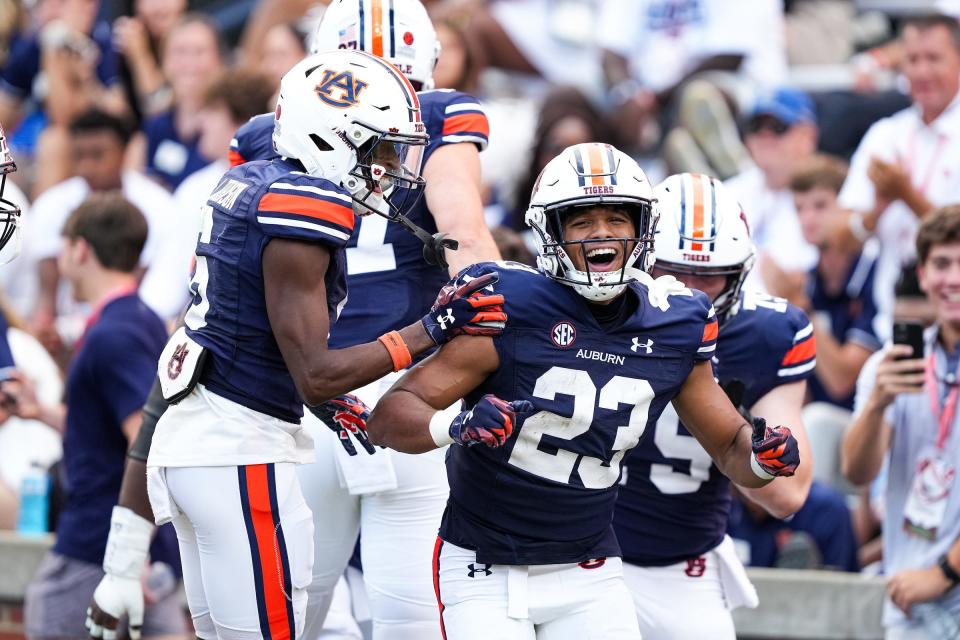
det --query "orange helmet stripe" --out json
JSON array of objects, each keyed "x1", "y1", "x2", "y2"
[
  {"x1": 588, "y1": 143, "x2": 605, "y2": 186},
  {"x1": 371, "y1": 0, "x2": 384, "y2": 57},
  {"x1": 690, "y1": 173, "x2": 706, "y2": 251}
]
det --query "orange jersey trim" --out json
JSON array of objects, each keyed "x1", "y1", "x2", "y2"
[
  {"x1": 259, "y1": 193, "x2": 354, "y2": 229},
  {"x1": 702, "y1": 320, "x2": 719, "y2": 343},
  {"x1": 442, "y1": 113, "x2": 490, "y2": 137},
  {"x1": 782, "y1": 336, "x2": 817, "y2": 366},
  {"x1": 228, "y1": 149, "x2": 246, "y2": 167}
]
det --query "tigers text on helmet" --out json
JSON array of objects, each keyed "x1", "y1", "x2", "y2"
[
  {"x1": 312, "y1": 0, "x2": 440, "y2": 91},
  {"x1": 0, "y1": 124, "x2": 20, "y2": 264},
  {"x1": 654, "y1": 173, "x2": 756, "y2": 323},
  {"x1": 525, "y1": 143, "x2": 657, "y2": 302},
  {"x1": 272, "y1": 49, "x2": 428, "y2": 219}
]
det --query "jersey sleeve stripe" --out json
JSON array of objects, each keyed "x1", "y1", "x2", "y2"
[
  {"x1": 794, "y1": 322, "x2": 813, "y2": 341},
  {"x1": 701, "y1": 319, "x2": 719, "y2": 343},
  {"x1": 256, "y1": 216, "x2": 351, "y2": 241},
  {"x1": 441, "y1": 134, "x2": 489, "y2": 148},
  {"x1": 778, "y1": 359, "x2": 817, "y2": 377},
  {"x1": 442, "y1": 113, "x2": 490, "y2": 138},
  {"x1": 228, "y1": 149, "x2": 245, "y2": 167},
  {"x1": 258, "y1": 193, "x2": 354, "y2": 229},
  {"x1": 268, "y1": 182, "x2": 353, "y2": 205},
  {"x1": 445, "y1": 102, "x2": 485, "y2": 115},
  {"x1": 781, "y1": 335, "x2": 816, "y2": 366},
  {"x1": 698, "y1": 343, "x2": 716, "y2": 354}
]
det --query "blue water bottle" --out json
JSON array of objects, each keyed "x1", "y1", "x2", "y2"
[{"x1": 17, "y1": 461, "x2": 49, "y2": 536}]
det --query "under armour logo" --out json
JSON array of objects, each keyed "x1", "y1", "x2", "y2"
[
  {"x1": 466, "y1": 563, "x2": 492, "y2": 578},
  {"x1": 631, "y1": 337, "x2": 654, "y2": 354},
  {"x1": 436, "y1": 308, "x2": 455, "y2": 330},
  {"x1": 685, "y1": 557, "x2": 707, "y2": 578}
]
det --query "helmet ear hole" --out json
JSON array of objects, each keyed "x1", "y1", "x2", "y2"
[{"x1": 309, "y1": 134, "x2": 333, "y2": 152}]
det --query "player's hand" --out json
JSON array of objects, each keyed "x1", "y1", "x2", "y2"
[
  {"x1": 449, "y1": 394, "x2": 533, "y2": 448},
  {"x1": 750, "y1": 417, "x2": 800, "y2": 478},
  {"x1": 86, "y1": 574, "x2": 144, "y2": 640},
  {"x1": 310, "y1": 394, "x2": 376, "y2": 456},
  {"x1": 421, "y1": 272, "x2": 506, "y2": 345}
]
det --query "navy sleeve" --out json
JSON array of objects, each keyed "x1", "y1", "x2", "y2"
[
  {"x1": 88, "y1": 331, "x2": 158, "y2": 428},
  {"x1": 255, "y1": 174, "x2": 356, "y2": 248},
  {"x1": 231, "y1": 113, "x2": 278, "y2": 166},
  {"x1": 775, "y1": 303, "x2": 817, "y2": 383},
  {"x1": 421, "y1": 90, "x2": 489, "y2": 157},
  {"x1": 0, "y1": 34, "x2": 40, "y2": 98}
]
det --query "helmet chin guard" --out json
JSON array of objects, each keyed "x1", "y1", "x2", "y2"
[{"x1": 0, "y1": 125, "x2": 21, "y2": 264}]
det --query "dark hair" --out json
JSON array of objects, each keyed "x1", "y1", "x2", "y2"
[
  {"x1": 167, "y1": 13, "x2": 228, "y2": 62},
  {"x1": 513, "y1": 86, "x2": 619, "y2": 228},
  {"x1": 68, "y1": 109, "x2": 136, "y2": 146},
  {"x1": 789, "y1": 153, "x2": 848, "y2": 195},
  {"x1": 202, "y1": 69, "x2": 275, "y2": 125},
  {"x1": 901, "y1": 14, "x2": 960, "y2": 52},
  {"x1": 62, "y1": 193, "x2": 148, "y2": 272},
  {"x1": 916, "y1": 204, "x2": 960, "y2": 264}
]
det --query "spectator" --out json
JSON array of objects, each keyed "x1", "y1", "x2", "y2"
[
  {"x1": 598, "y1": 0, "x2": 785, "y2": 176},
  {"x1": 431, "y1": 15, "x2": 480, "y2": 93},
  {"x1": 128, "y1": 13, "x2": 225, "y2": 191},
  {"x1": 0, "y1": 299, "x2": 62, "y2": 530},
  {"x1": 842, "y1": 205, "x2": 960, "y2": 637},
  {"x1": 728, "y1": 481, "x2": 860, "y2": 572},
  {"x1": 259, "y1": 21, "x2": 307, "y2": 94},
  {"x1": 837, "y1": 14, "x2": 960, "y2": 326},
  {"x1": 0, "y1": 0, "x2": 128, "y2": 197},
  {"x1": 14, "y1": 194, "x2": 184, "y2": 639},
  {"x1": 791, "y1": 154, "x2": 883, "y2": 487},
  {"x1": 28, "y1": 108, "x2": 178, "y2": 353},
  {"x1": 113, "y1": 0, "x2": 188, "y2": 122},
  {"x1": 725, "y1": 87, "x2": 820, "y2": 297}
]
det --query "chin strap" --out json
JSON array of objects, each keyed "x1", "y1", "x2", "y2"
[{"x1": 385, "y1": 211, "x2": 459, "y2": 269}]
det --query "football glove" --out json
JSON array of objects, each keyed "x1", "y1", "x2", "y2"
[
  {"x1": 449, "y1": 394, "x2": 533, "y2": 448},
  {"x1": 86, "y1": 507, "x2": 153, "y2": 640},
  {"x1": 750, "y1": 417, "x2": 800, "y2": 479},
  {"x1": 310, "y1": 394, "x2": 376, "y2": 456},
  {"x1": 421, "y1": 272, "x2": 506, "y2": 345}
]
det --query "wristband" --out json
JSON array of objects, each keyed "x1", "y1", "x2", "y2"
[
  {"x1": 102, "y1": 506, "x2": 154, "y2": 579},
  {"x1": 940, "y1": 554, "x2": 960, "y2": 587},
  {"x1": 750, "y1": 455, "x2": 775, "y2": 481},
  {"x1": 378, "y1": 331, "x2": 412, "y2": 371},
  {"x1": 847, "y1": 212, "x2": 871, "y2": 242},
  {"x1": 429, "y1": 410, "x2": 455, "y2": 448}
]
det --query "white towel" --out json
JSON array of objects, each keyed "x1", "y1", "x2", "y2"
[{"x1": 716, "y1": 534, "x2": 759, "y2": 610}]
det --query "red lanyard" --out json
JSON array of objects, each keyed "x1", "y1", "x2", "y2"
[
  {"x1": 925, "y1": 352, "x2": 959, "y2": 450},
  {"x1": 905, "y1": 128, "x2": 948, "y2": 196}
]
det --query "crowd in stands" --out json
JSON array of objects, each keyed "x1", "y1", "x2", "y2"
[{"x1": 0, "y1": 0, "x2": 958, "y2": 637}]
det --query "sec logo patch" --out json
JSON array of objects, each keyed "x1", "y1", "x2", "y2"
[{"x1": 551, "y1": 321, "x2": 576, "y2": 348}]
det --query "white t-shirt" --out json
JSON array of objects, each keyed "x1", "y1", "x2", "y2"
[
  {"x1": 0, "y1": 327, "x2": 63, "y2": 494},
  {"x1": 839, "y1": 92, "x2": 960, "y2": 320},
  {"x1": 599, "y1": 0, "x2": 787, "y2": 93},
  {"x1": 724, "y1": 165, "x2": 819, "y2": 292},
  {"x1": 27, "y1": 171, "x2": 182, "y2": 322}
]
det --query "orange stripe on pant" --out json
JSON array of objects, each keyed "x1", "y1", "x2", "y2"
[
  {"x1": 244, "y1": 464, "x2": 293, "y2": 640},
  {"x1": 432, "y1": 537, "x2": 447, "y2": 640}
]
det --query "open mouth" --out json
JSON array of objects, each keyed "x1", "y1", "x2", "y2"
[{"x1": 585, "y1": 246, "x2": 621, "y2": 272}]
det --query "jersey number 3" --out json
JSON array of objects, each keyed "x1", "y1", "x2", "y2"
[{"x1": 508, "y1": 366, "x2": 655, "y2": 489}]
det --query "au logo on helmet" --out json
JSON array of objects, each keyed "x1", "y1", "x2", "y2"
[{"x1": 315, "y1": 69, "x2": 369, "y2": 108}]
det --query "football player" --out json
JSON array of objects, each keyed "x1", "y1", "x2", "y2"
[
  {"x1": 613, "y1": 173, "x2": 816, "y2": 639},
  {"x1": 366, "y1": 144, "x2": 802, "y2": 639},
  {"x1": 84, "y1": 49, "x2": 507, "y2": 640},
  {"x1": 230, "y1": 2, "x2": 503, "y2": 637}
]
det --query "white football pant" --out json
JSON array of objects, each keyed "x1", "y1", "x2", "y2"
[{"x1": 434, "y1": 539, "x2": 641, "y2": 640}]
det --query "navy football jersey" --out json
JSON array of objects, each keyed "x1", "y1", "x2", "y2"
[
  {"x1": 227, "y1": 90, "x2": 490, "y2": 348},
  {"x1": 613, "y1": 291, "x2": 815, "y2": 566},
  {"x1": 184, "y1": 158, "x2": 352, "y2": 423},
  {"x1": 440, "y1": 262, "x2": 718, "y2": 566}
]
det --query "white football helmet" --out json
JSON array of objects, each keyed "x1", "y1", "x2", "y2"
[
  {"x1": 654, "y1": 173, "x2": 756, "y2": 323},
  {"x1": 525, "y1": 143, "x2": 657, "y2": 302},
  {"x1": 273, "y1": 49, "x2": 428, "y2": 218},
  {"x1": 0, "y1": 124, "x2": 20, "y2": 264},
  {"x1": 312, "y1": 0, "x2": 440, "y2": 91}
]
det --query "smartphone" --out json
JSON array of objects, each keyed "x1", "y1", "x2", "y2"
[{"x1": 892, "y1": 320, "x2": 925, "y2": 360}]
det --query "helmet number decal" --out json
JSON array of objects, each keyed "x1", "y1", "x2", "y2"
[{"x1": 315, "y1": 69, "x2": 369, "y2": 108}]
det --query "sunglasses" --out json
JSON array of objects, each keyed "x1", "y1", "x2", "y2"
[{"x1": 746, "y1": 118, "x2": 791, "y2": 136}]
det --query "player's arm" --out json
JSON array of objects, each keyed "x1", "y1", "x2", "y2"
[
  {"x1": 673, "y1": 361, "x2": 799, "y2": 488},
  {"x1": 369, "y1": 335, "x2": 529, "y2": 454},
  {"x1": 738, "y1": 381, "x2": 813, "y2": 518},
  {"x1": 424, "y1": 143, "x2": 501, "y2": 276}
]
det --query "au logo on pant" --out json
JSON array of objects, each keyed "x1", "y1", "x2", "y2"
[{"x1": 466, "y1": 563, "x2": 492, "y2": 578}]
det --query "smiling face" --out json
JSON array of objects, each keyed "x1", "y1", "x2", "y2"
[
  {"x1": 919, "y1": 242, "x2": 960, "y2": 330},
  {"x1": 560, "y1": 206, "x2": 637, "y2": 273}
]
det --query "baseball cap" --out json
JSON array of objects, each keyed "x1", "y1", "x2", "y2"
[{"x1": 749, "y1": 88, "x2": 816, "y2": 126}]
